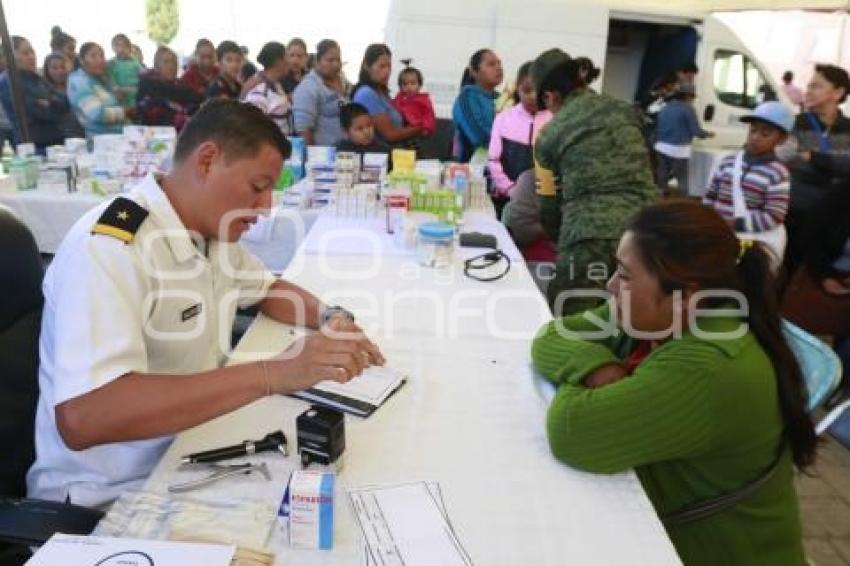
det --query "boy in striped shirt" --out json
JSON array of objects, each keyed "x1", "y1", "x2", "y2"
[{"x1": 703, "y1": 101, "x2": 794, "y2": 232}]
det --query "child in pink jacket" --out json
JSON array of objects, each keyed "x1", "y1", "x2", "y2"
[
  {"x1": 392, "y1": 64, "x2": 436, "y2": 136},
  {"x1": 488, "y1": 62, "x2": 550, "y2": 199}
]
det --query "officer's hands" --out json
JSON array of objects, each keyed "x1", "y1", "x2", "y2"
[
  {"x1": 324, "y1": 316, "x2": 385, "y2": 367},
  {"x1": 269, "y1": 318, "x2": 385, "y2": 393}
]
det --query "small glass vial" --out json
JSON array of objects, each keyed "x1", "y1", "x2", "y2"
[{"x1": 417, "y1": 222, "x2": 455, "y2": 268}]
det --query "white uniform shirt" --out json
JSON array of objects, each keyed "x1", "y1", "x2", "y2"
[{"x1": 27, "y1": 174, "x2": 275, "y2": 507}]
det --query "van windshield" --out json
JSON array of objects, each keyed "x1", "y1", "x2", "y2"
[{"x1": 713, "y1": 49, "x2": 772, "y2": 109}]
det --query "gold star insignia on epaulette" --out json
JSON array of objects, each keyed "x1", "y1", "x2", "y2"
[{"x1": 91, "y1": 197, "x2": 149, "y2": 243}]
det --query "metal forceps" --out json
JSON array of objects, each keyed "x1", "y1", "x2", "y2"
[{"x1": 168, "y1": 462, "x2": 271, "y2": 493}]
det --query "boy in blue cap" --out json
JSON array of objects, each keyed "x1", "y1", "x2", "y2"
[{"x1": 703, "y1": 101, "x2": 793, "y2": 236}]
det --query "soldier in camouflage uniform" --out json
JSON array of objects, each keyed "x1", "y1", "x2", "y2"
[{"x1": 532, "y1": 50, "x2": 657, "y2": 316}]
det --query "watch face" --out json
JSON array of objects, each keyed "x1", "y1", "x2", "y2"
[{"x1": 322, "y1": 306, "x2": 354, "y2": 326}]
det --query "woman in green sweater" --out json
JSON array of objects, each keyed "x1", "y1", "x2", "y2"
[{"x1": 531, "y1": 200, "x2": 816, "y2": 566}]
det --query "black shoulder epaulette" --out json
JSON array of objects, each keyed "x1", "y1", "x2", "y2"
[{"x1": 91, "y1": 197, "x2": 149, "y2": 243}]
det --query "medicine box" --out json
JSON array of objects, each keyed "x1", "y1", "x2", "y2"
[{"x1": 282, "y1": 470, "x2": 335, "y2": 550}]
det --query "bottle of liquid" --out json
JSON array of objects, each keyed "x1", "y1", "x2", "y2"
[{"x1": 1, "y1": 140, "x2": 13, "y2": 175}]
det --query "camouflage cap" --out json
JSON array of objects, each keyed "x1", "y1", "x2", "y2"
[{"x1": 531, "y1": 48, "x2": 571, "y2": 94}]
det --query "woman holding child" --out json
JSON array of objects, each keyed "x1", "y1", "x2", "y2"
[{"x1": 352, "y1": 43, "x2": 423, "y2": 148}]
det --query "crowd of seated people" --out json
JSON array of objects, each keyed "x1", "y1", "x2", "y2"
[{"x1": 0, "y1": 28, "x2": 445, "y2": 153}]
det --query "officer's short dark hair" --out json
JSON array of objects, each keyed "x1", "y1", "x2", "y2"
[
  {"x1": 174, "y1": 99, "x2": 291, "y2": 164},
  {"x1": 339, "y1": 103, "x2": 370, "y2": 130}
]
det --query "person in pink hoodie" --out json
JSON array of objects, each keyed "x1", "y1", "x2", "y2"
[
  {"x1": 488, "y1": 62, "x2": 552, "y2": 207},
  {"x1": 392, "y1": 63, "x2": 436, "y2": 135}
]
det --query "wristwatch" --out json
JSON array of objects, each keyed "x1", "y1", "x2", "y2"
[{"x1": 319, "y1": 305, "x2": 355, "y2": 327}]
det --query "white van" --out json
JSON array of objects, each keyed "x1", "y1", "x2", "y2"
[{"x1": 385, "y1": 0, "x2": 787, "y2": 153}]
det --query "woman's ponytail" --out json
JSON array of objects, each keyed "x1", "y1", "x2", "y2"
[{"x1": 737, "y1": 241, "x2": 817, "y2": 469}]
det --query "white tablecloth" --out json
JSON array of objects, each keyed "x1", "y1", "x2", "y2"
[
  {"x1": 132, "y1": 215, "x2": 682, "y2": 565},
  {"x1": 0, "y1": 189, "x2": 107, "y2": 254},
  {"x1": 0, "y1": 186, "x2": 319, "y2": 271},
  {"x1": 300, "y1": 209, "x2": 520, "y2": 261}
]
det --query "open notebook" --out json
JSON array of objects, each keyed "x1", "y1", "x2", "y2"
[{"x1": 290, "y1": 366, "x2": 406, "y2": 417}]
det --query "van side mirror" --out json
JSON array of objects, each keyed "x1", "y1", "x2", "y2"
[{"x1": 704, "y1": 104, "x2": 715, "y2": 122}]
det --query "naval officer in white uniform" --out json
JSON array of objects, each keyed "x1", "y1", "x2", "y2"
[{"x1": 28, "y1": 100, "x2": 383, "y2": 507}]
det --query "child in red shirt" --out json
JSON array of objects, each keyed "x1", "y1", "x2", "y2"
[{"x1": 392, "y1": 64, "x2": 436, "y2": 136}]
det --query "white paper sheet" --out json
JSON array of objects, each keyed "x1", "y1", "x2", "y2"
[
  {"x1": 349, "y1": 481, "x2": 472, "y2": 566},
  {"x1": 26, "y1": 534, "x2": 234, "y2": 566}
]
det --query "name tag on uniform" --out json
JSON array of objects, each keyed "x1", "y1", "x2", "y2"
[{"x1": 181, "y1": 303, "x2": 202, "y2": 322}]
